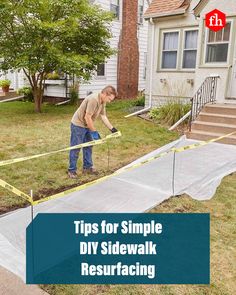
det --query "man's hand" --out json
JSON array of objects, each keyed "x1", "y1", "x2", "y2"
[
  {"x1": 110, "y1": 127, "x2": 118, "y2": 133},
  {"x1": 90, "y1": 131, "x2": 101, "y2": 140}
]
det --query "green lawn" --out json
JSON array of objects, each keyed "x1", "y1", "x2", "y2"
[
  {"x1": 0, "y1": 100, "x2": 235, "y2": 295},
  {"x1": 0, "y1": 100, "x2": 178, "y2": 213}
]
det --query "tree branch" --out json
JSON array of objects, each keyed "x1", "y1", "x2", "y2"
[{"x1": 23, "y1": 68, "x2": 33, "y2": 88}]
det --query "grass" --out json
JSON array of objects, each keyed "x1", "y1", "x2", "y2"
[
  {"x1": 42, "y1": 173, "x2": 236, "y2": 295},
  {"x1": 0, "y1": 100, "x2": 235, "y2": 295},
  {"x1": 0, "y1": 100, "x2": 178, "y2": 213}
]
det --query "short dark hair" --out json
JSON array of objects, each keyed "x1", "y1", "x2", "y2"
[{"x1": 101, "y1": 85, "x2": 117, "y2": 98}]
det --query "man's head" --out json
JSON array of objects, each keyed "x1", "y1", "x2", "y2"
[{"x1": 100, "y1": 85, "x2": 117, "y2": 103}]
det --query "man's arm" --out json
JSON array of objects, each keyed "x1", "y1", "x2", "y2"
[
  {"x1": 85, "y1": 113, "x2": 96, "y2": 131},
  {"x1": 101, "y1": 114, "x2": 113, "y2": 130}
]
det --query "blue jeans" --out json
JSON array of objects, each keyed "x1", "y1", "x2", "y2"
[{"x1": 68, "y1": 123, "x2": 93, "y2": 172}]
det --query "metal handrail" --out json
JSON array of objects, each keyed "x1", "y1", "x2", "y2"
[{"x1": 189, "y1": 75, "x2": 220, "y2": 131}]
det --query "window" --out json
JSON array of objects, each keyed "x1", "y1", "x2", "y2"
[
  {"x1": 97, "y1": 63, "x2": 105, "y2": 76},
  {"x1": 138, "y1": 0, "x2": 144, "y2": 25},
  {"x1": 162, "y1": 32, "x2": 179, "y2": 69},
  {"x1": 160, "y1": 28, "x2": 198, "y2": 70},
  {"x1": 183, "y1": 30, "x2": 198, "y2": 69},
  {"x1": 110, "y1": 0, "x2": 119, "y2": 19},
  {"x1": 205, "y1": 23, "x2": 231, "y2": 63}
]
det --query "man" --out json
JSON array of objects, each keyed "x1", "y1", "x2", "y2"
[{"x1": 68, "y1": 85, "x2": 118, "y2": 179}]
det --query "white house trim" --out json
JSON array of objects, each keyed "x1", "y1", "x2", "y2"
[{"x1": 145, "y1": 0, "x2": 236, "y2": 106}]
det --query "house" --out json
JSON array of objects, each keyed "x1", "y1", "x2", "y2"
[
  {"x1": 1, "y1": 0, "x2": 149, "y2": 100},
  {"x1": 144, "y1": 0, "x2": 236, "y2": 105},
  {"x1": 45, "y1": 0, "x2": 150, "y2": 100},
  {"x1": 144, "y1": 0, "x2": 236, "y2": 144}
]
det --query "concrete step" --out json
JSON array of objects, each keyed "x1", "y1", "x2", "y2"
[
  {"x1": 186, "y1": 130, "x2": 236, "y2": 145},
  {"x1": 198, "y1": 112, "x2": 236, "y2": 125},
  {"x1": 203, "y1": 104, "x2": 236, "y2": 116},
  {"x1": 191, "y1": 121, "x2": 236, "y2": 134}
]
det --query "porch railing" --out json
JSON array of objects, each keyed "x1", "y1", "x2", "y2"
[{"x1": 189, "y1": 75, "x2": 220, "y2": 131}]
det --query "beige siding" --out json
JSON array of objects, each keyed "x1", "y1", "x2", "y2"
[
  {"x1": 194, "y1": 0, "x2": 236, "y2": 101},
  {"x1": 200, "y1": 0, "x2": 236, "y2": 16},
  {"x1": 145, "y1": 0, "x2": 236, "y2": 105},
  {"x1": 145, "y1": 0, "x2": 199, "y2": 106}
]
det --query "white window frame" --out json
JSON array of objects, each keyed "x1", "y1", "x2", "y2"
[
  {"x1": 110, "y1": 0, "x2": 120, "y2": 20},
  {"x1": 96, "y1": 63, "x2": 106, "y2": 79},
  {"x1": 160, "y1": 29, "x2": 180, "y2": 70},
  {"x1": 159, "y1": 27, "x2": 199, "y2": 71},
  {"x1": 204, "y1": 21, "x2": 232, "y2": 65},
  {"x1": 181, "y1": 29, "x2": 199, "y2": 70},
  {"x1": 138, "y1": 0, "x2": 144, "y2": 25},
  {"x1": 143, "y1": 52, "x2": 147, "y2": 79}
]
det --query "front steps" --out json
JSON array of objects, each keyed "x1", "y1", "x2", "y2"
[{"x1": 186, "y1": 103, "x2": 236, "y2": 145}]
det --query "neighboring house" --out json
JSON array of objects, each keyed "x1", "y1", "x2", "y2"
[
  {"x1": 144, "y1": 0, "x2": 236, "y2": 106},
  {"x1": 1, "y1": 0, "x2": 149, "y2": 100}
]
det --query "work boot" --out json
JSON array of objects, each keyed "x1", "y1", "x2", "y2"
[
  {"x1": 68, "y1": 171, "x2": 78, "y2": 179},
  {"x1": 83, "y1": 167, "x2": 98, "y2": 175}
]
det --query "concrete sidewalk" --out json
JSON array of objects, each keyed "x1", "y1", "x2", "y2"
[
  {"x1": 0, "y1": 266, "x2": 48, "y2": 295},
  {"x1": 0, "y1": 136, "x2": 236, "y2": 283}
]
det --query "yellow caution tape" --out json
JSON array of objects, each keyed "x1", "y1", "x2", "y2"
[
  {"x1": 33, "y1": 130, "x2": 236, "y2": 205},
  {"x1": 174, "y1": 130, "x2": 236, "y2": 153},
  {"x1": 32, "y1": 174, "x2": 111, "y2": 205},
  {"x1": 0, "y1": 130, "x2": 235, "y2": 206},
  {"x1": 0, "y1": 178, "x2": 33, "y2": 204},
  {"x1": 0, "y1": 131, "x2": 121, "y2": 167},
  {"x1": 0, "y1": 132, "x2": 121, "y2": 205}
]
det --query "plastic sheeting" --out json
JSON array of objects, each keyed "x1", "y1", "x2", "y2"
[{"x1": 0, "y1": 136, "x2": 236, "y2": 280}]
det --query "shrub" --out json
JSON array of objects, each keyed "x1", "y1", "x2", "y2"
[
  {"x1": 149, "y1": 100, "x2": 191, "y2": 126},
  {"x1": 0, "y1": 79, "x2": 11, "y2": 87},
  {"x1": 132, "y1": 94, "x2": 145, "y2": 107},
  {"x1": 69, "y1": 86, "x2": 79, "y2": 105},
  {"x1": 46, "y1": 72, "x2": 60, "y2": 80},
  {"x1": 17, "y1": 86, "x2": 34, "y2": 102}
]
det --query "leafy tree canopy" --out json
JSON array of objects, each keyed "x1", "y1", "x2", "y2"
[{"x1": 0, "y1": 0, "x2": 114, "y2": 111}]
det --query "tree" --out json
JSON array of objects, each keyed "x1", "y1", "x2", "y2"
[{"x1": 0, "y1": 0, "x2": 114, "y2": 112}]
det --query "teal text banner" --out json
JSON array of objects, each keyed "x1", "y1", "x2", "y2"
[{"x1": 26, "y1": 213, "x2": 210, "y2": 284}]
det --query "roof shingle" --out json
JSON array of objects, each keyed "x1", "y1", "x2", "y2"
[{"x1": 144, "y1": 0, "x2": 190, "y2": 18}]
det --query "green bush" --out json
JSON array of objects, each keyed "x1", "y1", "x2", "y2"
[
  {"x1": 149, "y1": 100, "x2": 191, "y2": 126},
  {"x1": 46, "y1": 72, "x2": 60, "y2": 80},
  {"x1": 69, "y1": 86, "x2": 79, "y2": 105},
  {"x1": 17, "y1": 86, "x2": 34, "y2": 102},
  {"x1": 131, "y1": 94, "x2": 145, "y2": 107}
]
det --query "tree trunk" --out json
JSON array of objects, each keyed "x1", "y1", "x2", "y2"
[
  {"x1": 22, "y1": 70, "x2": 45, "y2": 112},
  {"x1": 33, "y1": 87, "x2": 43, "y2": 113}
]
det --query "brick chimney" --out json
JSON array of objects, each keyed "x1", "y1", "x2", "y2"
[{"x1": 117, "y1": 0, "x2": 139, "y2": 99}]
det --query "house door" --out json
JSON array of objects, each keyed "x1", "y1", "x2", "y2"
[{"x1": 230, "y1": 58, "x2": 236, "y2": 99}]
